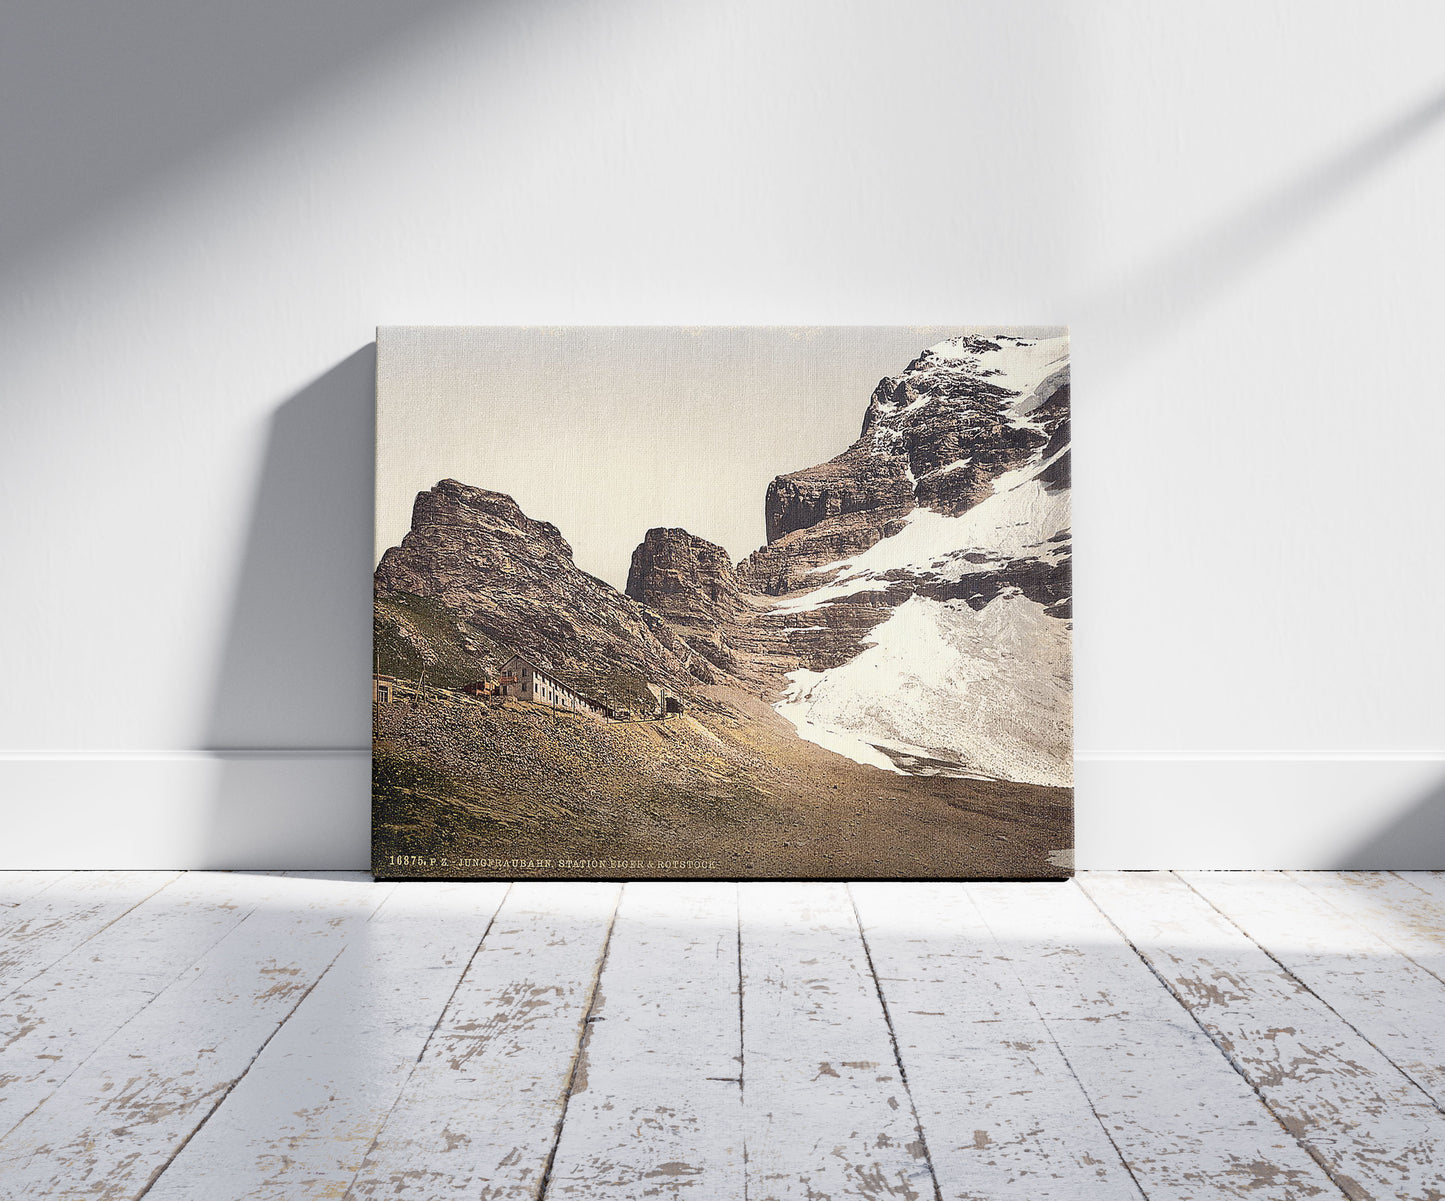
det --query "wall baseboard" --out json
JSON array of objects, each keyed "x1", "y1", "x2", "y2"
[
  {"x1": 1076, "y1": 755, "x2": 1445, "y2": 869},
  {"x1": 1, "y1": 751, "x2": 1441, "y2": 870},
  {"x1": 0, "y1": 751, "x2": 371, "y2": 870}
]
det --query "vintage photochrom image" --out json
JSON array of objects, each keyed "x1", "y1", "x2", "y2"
[{"x1": 373, "y1": 327, "x2": 1072, "y2": 879}]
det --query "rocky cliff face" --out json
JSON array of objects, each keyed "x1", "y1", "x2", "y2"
[
  {"x1": 624, "y1": 528, "x2": 753, "y2": 678},
  {"x1": 375, "y1": 480, "x2": 704, "y2": 710},
  {"x1": 625, "y1": 528, "x2": 745, "y2": 630},
  {"x1": 866, "y1": 335, "x2": 1069, "y2": 515},
  {"x1": 739, "y1": 425, "x2": 915, "y2": 598},
  {"x1": 764, "y1": 446, "x2": 915, "y2": 546}
]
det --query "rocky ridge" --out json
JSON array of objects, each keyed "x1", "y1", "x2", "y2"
[{"x1": 375, "y1": 480, "x2": 709, "y2": 710}]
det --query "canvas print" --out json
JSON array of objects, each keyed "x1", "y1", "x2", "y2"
[{"x1": 373, "y1": 327, "x2": 1072, "y2": 879}]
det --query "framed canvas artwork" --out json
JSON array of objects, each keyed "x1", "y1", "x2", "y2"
[{"x1": 373, "y1": 327, "x2": 1072, "y2": 879}]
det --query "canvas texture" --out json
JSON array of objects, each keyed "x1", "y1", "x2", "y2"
[{"x1": 373, "y1": 327, "x2": 1072, "y2": 879}]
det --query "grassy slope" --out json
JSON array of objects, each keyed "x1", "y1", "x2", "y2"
[{"x1": 373, "y1": 590, "x2": 508, "y2": 690}]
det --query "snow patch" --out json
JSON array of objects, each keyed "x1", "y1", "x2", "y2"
[
  {"x1": 989, "y1": 442, "x2": 1069, "y2": 494},
  {"x1": 774, "y1": 593, "x2": 1072, "y2": 787},
  {"x1": 925, "y1": 458, "x2": 972, "y2": 477},
  {"x1": 818, "y1": 471, "x2": 1068, "y2": 584},
  {"x1": 773, "y1": 673, "x2": 906, "y2": 775},
  {"x1": 923, "y1": 333, "x2": 1068, "y2": 405},
  {"x1": 770, "y1": 578, "x2": 890, "y2": 615}
]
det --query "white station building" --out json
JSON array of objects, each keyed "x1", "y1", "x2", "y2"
[{"x1": 498, "y1": 654, "x2": 608, "y2": 717}]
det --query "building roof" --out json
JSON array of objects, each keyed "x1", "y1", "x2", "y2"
[
  {"x1": 498, "y1": 651, "x2": 610, "y2": 712},
  {"x1": 502, "y1": 652, "x2": 570, "y2": 686}
]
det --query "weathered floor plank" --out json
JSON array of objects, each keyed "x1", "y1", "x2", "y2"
[
  {"x1": 543, "y1": 882, "x2": 744, "y2": 1198},
  {"x1": 0, "y1": 871, "x2": 68, "y2": 909},
  {"x1": 1183, "y1": 871, "x2": 1445, "y2": 1111},
  {"x1": 1289, "y1": 872, "x2": 1445, "y2": 983},
  {"x1": 0, "y1": 871, "x2": 289, "y2": 1140},
  {"x1": 9, "y1": 871, "x2": 1445, "y2": 1201},
  {"x1": 0, "y1": 872, "x2": 388, "y2": 1199},
  {"x1": 851, "y1": 882, "x2": 1142, "y2": 1200},
  {"x1": 0, "y1": 871, "x2": 182, "y2": 1000},
  {"x1": 345, "y1": 881, "x2": 621, "y2": 1200},
  {"x1": 1084, "y1": 871, "x2": 1445, "y2": 1200},
  {"x1": 1395, "y1": 872, "x2": 1445, "y2": 911},
  {"x1": 739, "y1": 881, "x2": 937, "y2": 1201},
  {"x1": 970, "y1": 881, "x2": 1341, "y2": 1200},
  {"x1": 143, "y1": 880, "x2": 509, "y2": 1201}
]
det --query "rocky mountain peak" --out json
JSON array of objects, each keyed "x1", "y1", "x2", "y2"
[
  {"x1": 867, "y1": 334, "x2": 1069, "y2": 516},
  {"x1": 626, "y1": 528, "x2": 744, "y2": 628},
  {"x1": 376, "y1": 484, "x2": 713, "y2": 710},
  {"x1": 624, "y1": 527, "x2": 755, "y2": 680},
  {"x1": 737, "y1": 332, "x2": 1071, "y2": 597},
  {"x1": 406, "y1": 479, "x2": 574, "y2": 558}
]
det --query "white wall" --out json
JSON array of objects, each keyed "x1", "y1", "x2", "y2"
[{"x1": 3, "y1": 0, "x2": 1442, "y2": 869}]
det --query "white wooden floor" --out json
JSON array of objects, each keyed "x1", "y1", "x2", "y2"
[{"x1": 2, "y1": 873, "x2": 1444, "y2": 1199}]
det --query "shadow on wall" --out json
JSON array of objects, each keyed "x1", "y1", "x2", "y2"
[
  {"x1": 202, "y1": 346, "x2": 376, "y2": 869},
  {"x1": 1081, "y1": 82, "x2": 1445, "y2": 376},
  {"x1": 1335, "y1": 771, "x2": 1445, "y2": 871},
  {"x1": 0, "y1": 0, "x2": 475, "y2": 279}
]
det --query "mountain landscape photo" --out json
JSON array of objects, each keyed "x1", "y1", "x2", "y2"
[{"x1": 372, "y1": 327, "x2": 1072, "y2": 879}]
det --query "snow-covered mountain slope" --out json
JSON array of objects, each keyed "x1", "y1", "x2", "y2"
[
  {"x1": 866, "y1": 331, "x2": 1069, "y2": 517},
  {"x1": 791, "y1": 444, "x2": 1070, "y2": 603},
  {"x1": 776, "y1": 591, "x2": 1072, "y2": 786},
  {"x1": 757, "y1": 330, "x2": 1073, "y2": 785}
]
